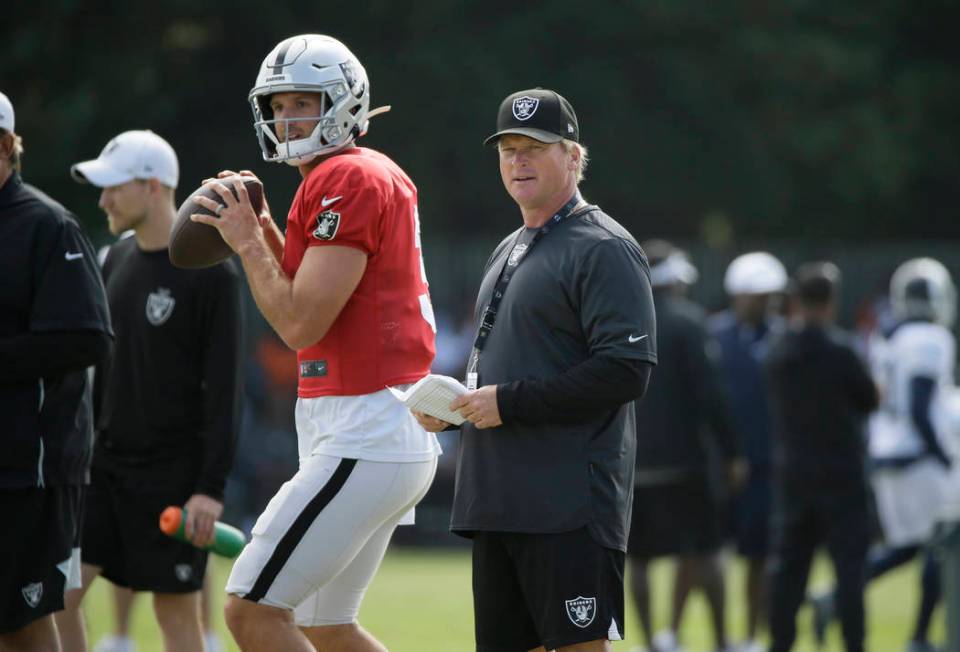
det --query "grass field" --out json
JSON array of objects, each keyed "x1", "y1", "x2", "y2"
[{"x1": 81, "y1": 547, "x2": 943, "y2": 652}]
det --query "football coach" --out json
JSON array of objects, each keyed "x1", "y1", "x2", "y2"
[{"x1": 415, "y1": 88, "x2": 657, "y2": 652}]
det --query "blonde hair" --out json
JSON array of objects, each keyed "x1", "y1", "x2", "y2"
[{"x1": 562, "y1": 139, "x2": 588, "y2": 182}]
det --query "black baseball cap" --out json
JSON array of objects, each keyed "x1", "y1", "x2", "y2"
[{"x1": 484, "y1": 88, "x2": 580, "y2": 146}]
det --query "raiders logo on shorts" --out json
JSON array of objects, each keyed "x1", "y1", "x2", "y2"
[
  {"x1": 175, "y1": 563, "x2": 194, "y2": 582},
  {"x1": 21, "y1": 582, "x2": 43, "y2": 608},
  {"x1": 564, "y1": 596, "x2": 596, "y2": 628},
  {"x1": 313, "y1": 210, "x2": 341, "y2": 241}
]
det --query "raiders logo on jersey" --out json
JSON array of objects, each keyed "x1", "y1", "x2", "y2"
[{"x1": 313, "y1": 210, "x2": 341, "y2": 241}]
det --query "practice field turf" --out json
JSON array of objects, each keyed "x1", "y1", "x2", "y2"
[{"x1": 82, "y1": 547, "x2": 943, "y2": 651}]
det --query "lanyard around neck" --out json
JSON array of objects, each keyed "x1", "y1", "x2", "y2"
[{"x1": 465, "y1": 193, "x2": 585, "y2": 389}]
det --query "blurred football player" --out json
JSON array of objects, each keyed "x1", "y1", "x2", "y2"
[
  {"x1": 191, "y1": 35, "x2": 440, "y2": 651},
  {"x1": 814, "y1": 258, "x2": 956, "y2": 652},
  {"x1": 708, "y1": 251, "x2": 788, "y2": 652}
]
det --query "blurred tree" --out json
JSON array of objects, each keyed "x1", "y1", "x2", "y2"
[{"x1": 3, "y1": 0, "x2": 957, "y2": 244}]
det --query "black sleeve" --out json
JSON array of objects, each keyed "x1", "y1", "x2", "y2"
[
  {"x1": 194, "y1": 264, "x2": 244, "y2": 499},
  {"x1": 30, "y1": 216, "x2": 112, "y2": 336},
  {"x1": 577, "y1": 238, "x2": 657, "y2": 364},
  {"x1": 0, "y1": 331, "x2": 112, "y2": 382},
  {"x1": 910, "y1": 375, "x2": 951, "y2": 468},
  {"x1": 684, "y1": 325, "x2": 741, "y2": 459},
  {"x1": 497, "y1": 357, "x2": 653, "y2": 425}
]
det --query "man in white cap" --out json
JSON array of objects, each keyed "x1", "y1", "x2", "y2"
[
  {"x1": 707, "y1": 251, "x2": 788, "y2": 652},
  {"x1": 0, "y1": 91, "x2": 113, "y2": 651},
  {"x1": 55, "y1": 130, "x2": 243, "y2": 652}
]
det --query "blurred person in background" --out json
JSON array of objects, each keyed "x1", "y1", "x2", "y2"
[
  {"x1": 0, "y1": 90, "x2": 113, "y2": 652},
  {"x1": 628, "y1": 240, "x2": 744, "y2": 652},
  {"x1": 813, "y1": 258, "x2": 956, "y2": 652},
  {"x1": 708, "y1": 251, "x2": 787, "y2": 652},
  {"x1": 57, "y1": 129, "x2": 243, "y2": 652},
  {"x1": 764, "y1": 262, "x2": 877, "y2": 652}
]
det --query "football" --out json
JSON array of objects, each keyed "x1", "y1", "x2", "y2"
[{"x1": 169, "y1": 175, "x2": 264, "y2": 269}]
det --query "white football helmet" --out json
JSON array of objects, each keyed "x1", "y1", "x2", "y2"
[
  {"x1": 249, "y1": 34, "x2": 382, "y2": 165},
  {"x1": 890, "y1": 257, "x2": 957, "y2": 327}
]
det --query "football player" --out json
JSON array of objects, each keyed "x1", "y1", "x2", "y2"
[
  {"x1": 815, "y1": 257, "x2": 956, "y2": 652},
  {"x1": 191, "y1": 35, "x2": 440, "y2": 652}
]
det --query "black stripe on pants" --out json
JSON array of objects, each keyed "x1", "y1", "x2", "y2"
[{"x1": 244, "y1": 458, "x2": 359, "y2": 603}]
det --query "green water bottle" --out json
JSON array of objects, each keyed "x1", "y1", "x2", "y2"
[{"x1": 159, "y1": 506, "x2": 246, "y2": 558}]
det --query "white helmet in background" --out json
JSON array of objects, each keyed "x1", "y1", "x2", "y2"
[
  {"x1": 250, "y1": 34, "x2": 379, "y2": 165},
  {"x1": 723, "y1": 251, "x2": 788, "y2": 296},
  {"x1": 890, "y1": 257, "x2": 957, "y2": 327}
]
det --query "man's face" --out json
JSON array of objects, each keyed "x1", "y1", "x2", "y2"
[
  {"x1": 99, "y1": 179, "x2": 150, "y2": 235},
  {"x1": 269, "y1": 92, "x2": 324, "y2": 143},
  {"x1": 0, "y1": 131, "x2": 14, "y2": 182},
  {"x1": 497, "y1": 134, "x2": 576, "y2": 212},
  {"x1": 733, "y1": 293, "x2": 774, "y2": 325}
]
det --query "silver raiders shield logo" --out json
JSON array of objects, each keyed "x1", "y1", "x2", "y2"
[
  {"x1": 313, "y1": 210, "x2": 341, "y2": 241},
  {"x1": 565, "y1": 596, "x2": 596, "y2": 628}
]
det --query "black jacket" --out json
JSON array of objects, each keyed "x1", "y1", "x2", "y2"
[
  {"x1": 765, "y1": 323, "x2": 878, "y2": 489},
  {"x1": 635, "y1": 292, "x2": 740, "y2": 474}
]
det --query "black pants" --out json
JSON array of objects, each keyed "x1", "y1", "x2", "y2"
[{"x1": 768, "y1": 483, "x2": 869, "y2": 652}]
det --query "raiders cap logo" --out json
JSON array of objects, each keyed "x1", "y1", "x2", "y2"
[{"x1": 512, "y1": 96, "x2": 540, "y2": 121}]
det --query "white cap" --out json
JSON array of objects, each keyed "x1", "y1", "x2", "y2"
[
  {"x1": 724, "y1": 251, "x2": 788, "y2": 295},
  {"x1": 71, "y1": 130, "x2": 178, "y2": 188},
  {"x1": 0, "y1": 91, "x2": 13, "y2": 132},
  {"x1": 649, "y1": 251, "x2": 699, "y2": 288}
]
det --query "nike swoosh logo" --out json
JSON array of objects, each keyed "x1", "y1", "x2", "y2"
[
  {"x1": 628, "y1": 334, "x2": 648, "y2": 343},
  {"x1": 321, "y1": 195, "x2": 342, "y2": 207},
  {"x1": 65, "y1": 252, "x2": 84, "y2": 261}
]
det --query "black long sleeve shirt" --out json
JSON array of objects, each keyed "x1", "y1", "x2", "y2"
[
  {"x1": 634, "y1": 292, "x2": 740, "y2": 475},
  {"x1": 765, "y1": 323, "x2": 878, "y2": 489},
  {"x1": 0, "y1": 172, "x2": 114, "y2": 488},
  {"x1": 93, "y1": 238, "x2": 243, "y2": 499}
]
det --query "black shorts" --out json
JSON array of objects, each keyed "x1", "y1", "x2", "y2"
[
  {"x1": 0, "y1": 485, "x2": 81, "y2": 634},
  {"x1": 81, "y1": 467, "x2": 207, "y2": 592},
  {"x1": 628, "y1": 472, "x2": 722, "y2": 558},
  {"x1": 472, "y1": 527, "x2": 625, "y2": 651}
]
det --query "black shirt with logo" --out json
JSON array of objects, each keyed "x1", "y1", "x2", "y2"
[
  {"x1": 0, "y1": 173, "x2": 113, "y2": 488},
  {"x1": 93, "y1": 237, "x2": 242, "y2": 500},
  {"x1": 451, "y1": 206, "x2": 657, "y2": 552}
]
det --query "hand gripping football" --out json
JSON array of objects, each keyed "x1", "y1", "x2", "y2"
[{"x1": 169, "y1": 175, "x2": 264, "y2": 269}]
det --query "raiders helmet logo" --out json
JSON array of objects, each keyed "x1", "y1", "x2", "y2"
[
  {"x1": 340, "y1": 60, "x2": 365, "y2": 96},
  {"x1": 564, "y1": 596, "x2": 597, "y2": 628},
  {"x1": 146, "y1": 288, "x2": 175, "y2": 326},
  {"x1": 313, "y1": 210, "x2": 341, "y2": 241},
  {"x1": 22, "y1": 582, "x2": 43, "y2": 608},
  {"x1": 512, "y1": 96, "x2": 540, "y2": 121}
]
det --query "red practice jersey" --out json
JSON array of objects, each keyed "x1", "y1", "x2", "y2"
[{"x1": 282, "y1": 147, "x2": 436, "y2": 397}]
